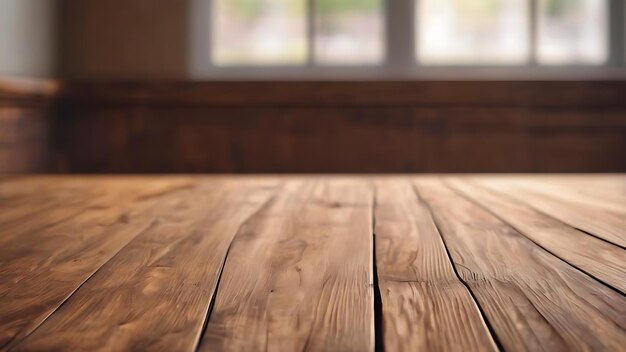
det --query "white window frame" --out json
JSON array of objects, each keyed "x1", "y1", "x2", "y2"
[{"x1": 189, "y1": 0, "x2": 626, "y2": 79}]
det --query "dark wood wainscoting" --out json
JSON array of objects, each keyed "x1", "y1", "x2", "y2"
[
  {"x1": 0, "y1": 78, "x2": 59, "y2": 173},
  {"x1": 55, "y1": 81, "x2": 626, "y2": 173}
]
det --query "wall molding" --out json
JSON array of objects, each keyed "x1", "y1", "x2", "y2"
[{"x1": 61, "y1": 80, "x2": 626, "y2": 107}]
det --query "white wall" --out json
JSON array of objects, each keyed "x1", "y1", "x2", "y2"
[{"x1": 0, "y1": 0, "x2": 59, "y2": 78}]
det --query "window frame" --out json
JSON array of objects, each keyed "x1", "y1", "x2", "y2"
[{"x1": 190, "y1": 0, "x2": 626, "y2": 79}]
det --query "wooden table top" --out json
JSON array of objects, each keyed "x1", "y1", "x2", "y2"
[{"x1": 1, "y1": 175, "x2": 624, "y2": 351}]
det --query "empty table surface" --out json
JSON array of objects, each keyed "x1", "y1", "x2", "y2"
[{"x1": 0, "y1": 175, "x2": 624, "y2": 351}]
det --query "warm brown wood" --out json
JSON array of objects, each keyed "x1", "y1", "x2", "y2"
[
  {"x1": 0, "y1": 177, "x2": 195, "y2": 348},
  {"x1": 1, "y1": 175, "x2": 625, "y2": 351},
  {"x1": 0, "y1": 177, "x2": 115, "y2": 227},
  {"x1": 0, "y1": 107, "x2": 51, "y2": 173},
  {"x1": 62, "y1": 81, "x2": 626, "y2": 107},
  {"x1": 374, "y1": 179, "x2": 497, "y2": 351},
  {"x1": 0, "y1": 77, "x2": 59, "y2": 173},
  {"x1": 542, "y1": 176, "x2": 626, "y2": 208},
  {"x1": 448, "y1": 178, "x2": 626, "y2": 293},
  {"x1": 199, "y1": 179, "x2": 374, "y2": 351},
  {"x1": 479, "y1": 178, "x2": 626, "y2": 248},
  {"x1": 13, "y1": 178, "x2": 278, "y2": 351},
  {"x1": 0, "y1": 77, "x2": 59, "y2": 107},
  {"x1": 2, "y1": 79, "x2": 625, "y2": 173},
  {"x1": 0, "y1": 177, "x2": 192, "y2": 246},
  {"x1": 55, "y1": 104, "x2": 626, "y2": 173},
  {"x1": 62, "y1": 0, "x2": 187, "y2": 80},
  {"x1": 414, "y1": 178, "x2": 626, "y2": 351},
  {"x1": 499, "y1": 176, "x2": 626, "y2": 214}
]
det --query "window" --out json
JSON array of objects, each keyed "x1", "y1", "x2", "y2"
[
  {"x1": 537, "y1": 0, "x2": 608, "y2": 64},
  {"x1": 191, "y1": 0, "x2": 625, "y2": 77},
  {"x1": 212, "y1": 0, "x2": 384, "y2": 66},
  {"x1": 213, "y1": 0, "x2": 307, "y2": 65},
  {"x1": 315, "y1": 0, "x2": 384, "y2": 65},
  {"x1": 417, "y1": 0, "x2": 529, "y2": 65},
  {"x1": 417, "y1": 0, "x2": 609, "y2": 65}
]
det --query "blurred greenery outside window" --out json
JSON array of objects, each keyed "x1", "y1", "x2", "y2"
[
  {"x1": 212, "y1": 0, "x2": 612, "y2": 67},
  {"x1": 213, "y1": 0, "x2": 384, "y2": 66},
  {"x1": 537, "y1": 0, "x2": 607, "y2": 64}
]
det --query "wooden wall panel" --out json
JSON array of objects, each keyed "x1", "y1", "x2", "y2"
[
  {"x1": 61, "y1": 0, "x2": 187, "y2": 79},
  {"x1": 63, "y1": 81, "x2": 626, "y2": 107},
  {"x1": 0, "y1": 80, "x2": 620, "y2": 173},
  {"x1": 55, "y1": 81, "x2": 626, "y2": 173},
  {"x1": 0, "y1": 78, "x2": 58, "y2": 173}
]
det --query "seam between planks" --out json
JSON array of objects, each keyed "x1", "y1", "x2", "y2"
[
  {"x1": 191, "y1": 230, "x2": 236, "y2": 352},
  {"x1": 371, "y1": 184, "x2": 385, "y2": 352},
  {"x1": 411, "y1": 182, "x2": 504, "y2": 352},
  {"x1": 446, "y1": 179, "x2": 626, "y2": 297},
  {"x1": 570, "y1": 227, "x2": 626, "y2": 251},
  {"x1": 1, "y1": 182, "x2": 201, "y2": 351},
  {"x1": 441, "y1": 179, "x2": 626, "y2": 341},
  {"x1": 515, "y1": 186, "x2": 626, "y2": 250},
  {"x1": 476, "y1": 181, "x2": 626, "y2": 251},
  {"x1": 2, "y1": 219, "x2": 161, "y2": 351},
  {"x1": 192, "y1": 186, "x2": 281, "y2": 352}
]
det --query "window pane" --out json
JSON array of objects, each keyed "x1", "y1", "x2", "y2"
[
  {"x1": 537, "y1": 0, "x2": 607, "y2": 65},
  {"x1": 213, "y1": 0, "x2": 306, "y2": 66},
  {"x1": 314, "y1": 0, "x2": 384, "y2": 65},
  {"x1": 417, "y1": 0, "x2": 529, "y2": 65}
]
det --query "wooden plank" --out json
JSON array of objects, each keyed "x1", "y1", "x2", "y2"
[
  {"x1": 414, "y1": 178, "x2": 626, "y2": 351},
  {"x1": 477, "y1": 178, "x2": 626, "y2": 248},
  {"x1": 12, "y1": 178, "x2": 278, "y2": 351},
  {"x1": 0, "y1": 77, "x2": 59, "y2": 104},
  {"x1": 0, "y1": 177, "x2": 194, "y2": 246},
  {"x1": 504, "y1": 175, "x2": 626, "y2": 194},
  {"x1": 58, "y1": 105, "x2": 626, "y2": 174},
  {"x1": 63, "y1": 81, "x2": 626, "y2": 107},
  {"x1": 448, "y1": 178, "x2": 626, "y2": 293},
  {"x1": 199, "y1": 179, "x2": 374, "y2": 351},
  {"x1": 559, "y1": 177, "x2": 626, "y2": 209},
  {"x1": 374, "y1": 179, "x2": 497, "y2": 351},
  {"x1": 0, "y1": 182, "x2": 76, "y2": 226},
  {"x1": 491, "y1": 177, "x2": 626, "y2": 216},
  {"x1": 0, "y1": 177, "x2": 195, "y2": 348},
  {"x1": 465, "y1": 175, "x2": 626, "y2": 213}
]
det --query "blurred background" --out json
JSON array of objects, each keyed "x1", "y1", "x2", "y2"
[{"x1": 1, "y1": 0, "x2": 625, "y2": 173}]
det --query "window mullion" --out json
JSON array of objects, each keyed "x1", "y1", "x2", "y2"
[
  {"x1": 529, "y1": 0, "x2": 538, "y2": 66},
  {"x1": 386, "y1": 0, "x2": 415, "y2": 75},
  {"x1": 608, "y1": 0, "x2": 625, "y2": 66},
  {"x1": 307, "y1": 0, "x2": 315, "y2": 66}
]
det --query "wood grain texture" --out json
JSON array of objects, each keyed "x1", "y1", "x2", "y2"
[
  {"x1": 55, "y1": 80, "x2": 626, "y2": 173},
  {"x1": 545, "y1": 176, "x2": 626, "y2": 208},
  {"x1": 478, "y1": 178, "x2": 626, "y2": 248},
  {"x1": 0, "y1": 77, "x2": 58, "y2": 173},
  {"x1": 373, "y1": 179, "x2": 497, "y2": 351},
  {"x1": 0, "y1": 108, "x2": 50, "y2": 173},
  {"x1": 500, "y1": 177, "x2": 626, "y2": 214},
  {"x1": 0, "y1": 177, "x2": 193, "y2": 246},
  {"x1": 0, "y1": 77, "x2": 59, "y2": 107},
  {"x1": 3, "y1": 79, "x2": 626, "y2": 173},
  {"x1": 62, "y1": 81, "x2": 626, "y2": 107},
  {"x1": 0, "y1": 177, "x2": 195, "y2": 349},
  {"x1": 414, "y1": 178, "x2": 626, "y2": 351},
  {"x1": 199, "y1": 179, "x2": 374, "y2": 351},
  {"x1": 12, "y1": 178, "x2": 278, "y2": 351},
  {"x1": 448, "y1": 178, "x2": 626, "y2": 293},
  {"x1": 1, "y1": 175, "x2": 625, "y2": 351},
  {"x1": 56, "y1": 104, "x2": 626, "y2": 173},
  {"x1": 62, "y1": 0, "x2": 187, "y2": 80}
]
